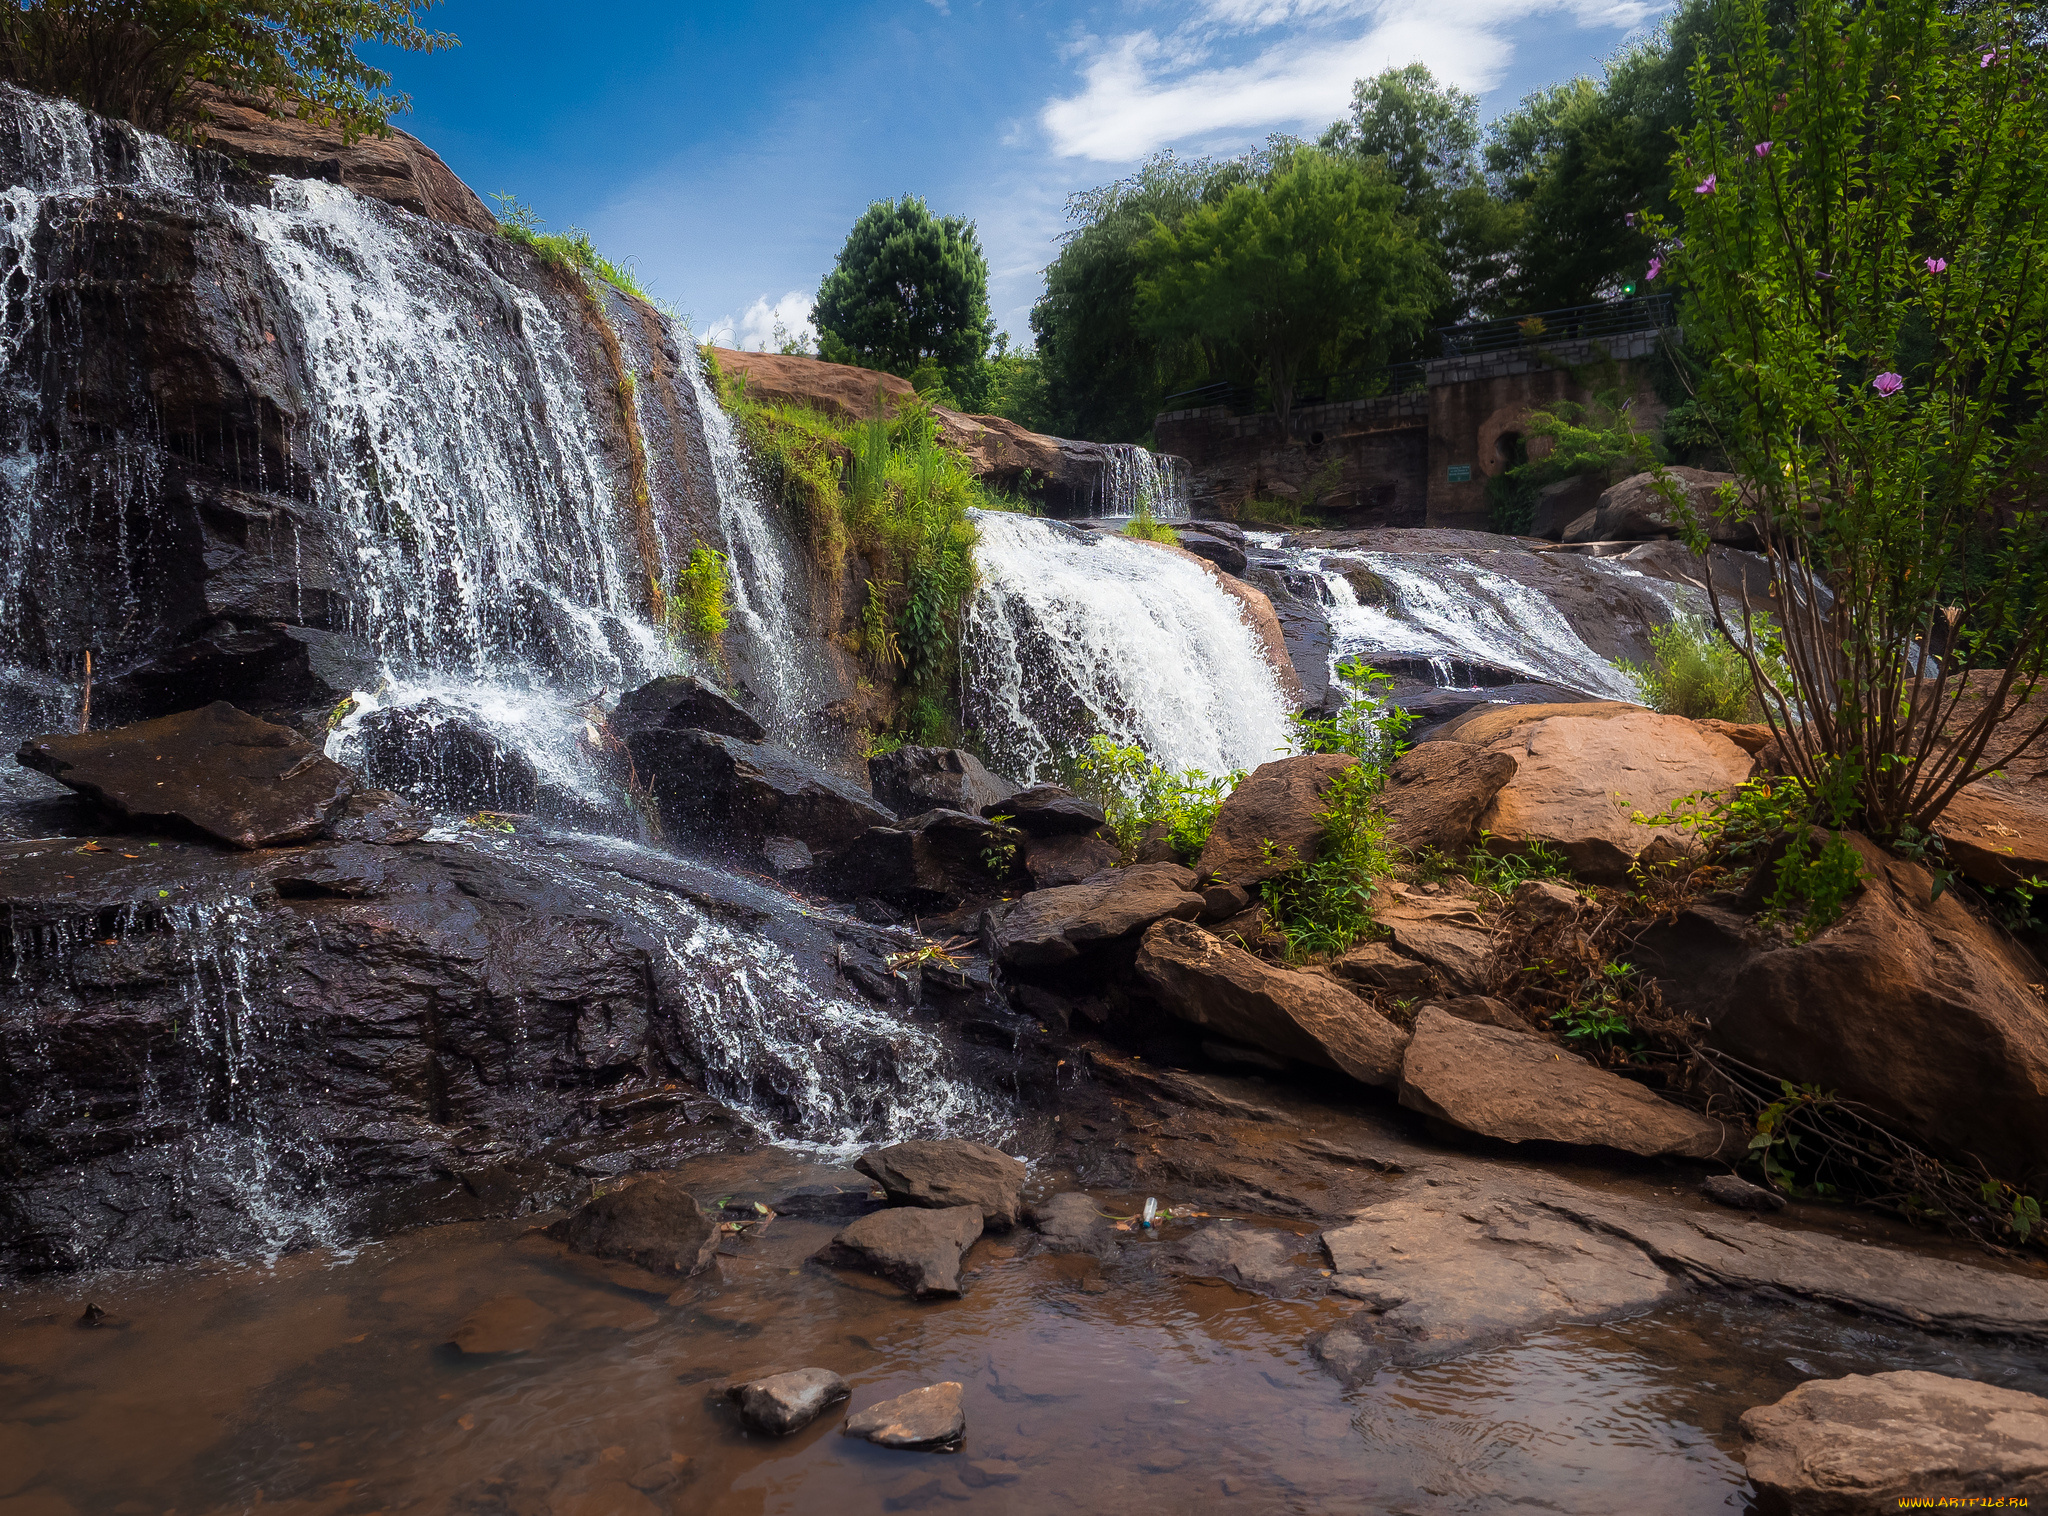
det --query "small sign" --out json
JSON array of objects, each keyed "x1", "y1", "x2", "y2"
[{"x1": 1446, "y1": 464, "x2": 1473, "y2": 483}]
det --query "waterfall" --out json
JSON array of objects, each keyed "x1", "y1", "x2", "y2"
[
  {"x1": 1097, "y1": 443, "x2": 1190, "y2": 521},
  {"x1": 963, "y1": 511, "x2": 1294, "y2": 781}
]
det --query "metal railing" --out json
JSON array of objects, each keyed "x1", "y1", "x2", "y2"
[{"x1": 1435, "y1": 295, "x2": 1675, "y2": 358}]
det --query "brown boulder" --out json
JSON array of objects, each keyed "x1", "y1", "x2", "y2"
[
  {"x1": 816, "y1": 1206, "x2": 984, "y2": 1297},
  {"x1": 1379, "y1": 914, "x2": 1494, "y2": 995},
  {"x1": 1741, "y1": 1371, "x2": 2048, "y2": 1514},
  {"x1": 549, "y1": 1174, "x2": 719, "y2": 1279},
  {"x1": 187, "y1": 82, "x2": 496, "y2": 233},
  {"x1": 1196, "y1": 754, "x2": 1357, "y2": 887},
  {"x1": 1563, "y1": 467, "x2": 1759, "y2": 548},
  {"x1": 1020, "y1": 830, "x2": 1121, "y2": 888},
  {"x1": 1936, "y1": 777, "x2": 2048, "y2": 888},
  {"x1": 854, "y1": 1139, "x2": 1027, "y2": 1229},
  {"x1": 712, "y1": 348, "x2": 915, "y2": 421},
  {"x1": 18, "y1": 703, "x2": 355, "y2": 849},
  {"x1": 1398, "y1": 1007, "x2": 1730, "y2": 1158},
  {"x1": 1470, "y1": 708, "x2": 1755, "y2": 883},
  {"x1": 843, "y1": 1381, "x2": 968, "y2": 1450},
  {"x1": 1134, "y1": 918, "x2": 1409, "y2": 1085},
  {"x1": 990, "y1": 784, "x2": 1107, "y2": 837},
  {"x1": 992, "y1": 862, "x2": 1204, "y2": 968},
  {"x1": 1709, "y1": 835, "x2": 2048, "y2": 1181},
  {"x1": 727, "y1": 1368, "x2": 851, "y2": 1436},
  {"x1": 1327, "y1": 941, "x2": 1435, "y2": 996},
  {"x1": 1380, "y1": 743, "x2": 1518, "y2": 855},
  {"x1": 1427, "y1": 700, "x2": 1645, "y2": 749},
  {"x1": 868, "y1": 745, "x2": 1016, "y2": 818}
]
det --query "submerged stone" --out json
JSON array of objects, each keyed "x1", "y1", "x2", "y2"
[
  {"x1": 843, "y1": 1381, "x2": 967, "y2": 1449},
  {"x1": 728, "y1": 1367, "x2": 851, "y2": 1436}
]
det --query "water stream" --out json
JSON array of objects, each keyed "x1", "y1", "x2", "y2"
[
  {"x1": 1096, "y1": 443, "x2": 1190, "y2": 521},
  {"x1": 963, "y1": 512, "x2": 1294, "y2": 782}
]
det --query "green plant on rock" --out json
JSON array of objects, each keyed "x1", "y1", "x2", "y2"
[
  {"x1": 1260, "y1": 759, "x2": 1400, "y2": 958},
  {"x1": 1486, "y1": 391, "x2": 1658, "y2": 536},
  {"x1": 1123, "y1": 500, "x2": 1178, "y2": 543},
  {"x1": 651, "y1": 545, "x2": 729, "y2": 668},
  {"x1": 1294, "y1": 657, "x2": 1417, "y2": 761},
  {"x1": 491, "y1": 195, "x2": 654, "y2": 303},
  {"x1": 1464, "y1": 833, "x2": 1574, "y2": 894},
  {"x1": 1623, "y1": 616, "x2": 1779, "y2": 723},
  {"x1": 1548, "y1": 959, "x2": 1642, "y2": 1056},
  {"x1": 1073, "y1": 735, "x2": 1240, "y2": 864}
]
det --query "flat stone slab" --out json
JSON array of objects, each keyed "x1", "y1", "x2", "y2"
[
  {"x1": 855, "y1": 1139, "x2": 1027, "y2": 1229},
  {"x1": 1399, "y1": 1006, "x2": 1731, "y2": 1159},
  {"x1": 816, "y1": 1205, "x2": 984, "y2": 1297},
  {"x1": 844, "y1": 1381, "x2": 967, "y2": 1449},
  {"x1": 1162, "y1": 1221, "x2": 1309, "y2": 1295},
  {"x1": 1741, "y1": 1370, "x2": 2048, "y2": 1513},
  {"x1": 728, "y1": 1367, "x2": 850, "y2": 1436}
]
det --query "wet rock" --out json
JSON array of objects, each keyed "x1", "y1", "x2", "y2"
[
  {"x1": 18, "y1": 703, "x2": 355, "y2": 848},
  {"x1": 1135, "y1": 919, "x2": 1409, "y2": 1086},
  {"x1": 1379, "y1": 743, "x2": 1518, "y2": 856},
  {"x1": 728, "y1": 1367, "x2": 851, "y2": 1435},
  {"x1": 1461, "y1": 707, "x2": 1755, "y2": 883},
  {"x1": 855, "y1": 1139, "x2": 1027, "y2": 1229},
  {"x1": 1163, "y1": 1221, "x2": 1307, "y2": 1294},
  {"x1": 610, "y1": 674, "x2": 766, "y2": 743},
  {"x1": 550, "y1": 1174, "x2": 719, "y2": 1279},
  {"x1": 816, "y1": 1206, "x2": 984, "y2": 1297},
  {"x1": 771, "y1": 1185, "x2": 885, "y2": 1220},
  {"x1": 1701, "y1": 1174, "x2": 1785, "y2": 1211},
  {"x1": 1020, "y1": 830, "x2": 1120, "y2": 888},
  {"x1": 1326, "y1": 942, "x2": 1434, "y2": 996},
  {"x1": 992, "y1": 862, "x2": 1204, "y2": 969},
  {"x1": 869, "y1": 746, "x2": 1016, "y2": 818},
  {"x1": 98, "y1": 616, "x2": 333, "y2": 723},
  {"x1": 1029, "y1": 1192, "x2": 1109, "y2": 1254},
  {"x1": 1740, "y1": 1371, "x2": 2048, "y2": 1513},
  {"x1": 1398, "y1": 1007, "x2": 1730, "y2": 1159},
  {"x1": 1196, "y1": 754, "x2": 1357, "y2": 887},
  {"x1": 809, "y1": 809, "x2": 1013, "y2": 906},
  {"x1": 626, "y1": 728, "x2": 893, "y2": 865},
  {"x1": 844, "y1": 1381, "x2": 968, "y2": 1450},
  {"x1": 322, "y1": 788, "x2": 431, "y2": 844},
  {"x1": 1700, "y1": 834, "x2": 2048, "y2": 1180},
  {"x1": 349, "y1": 699, "x2": 542, "y2": 814},
  {"x1": 1174, "y1": 528, "x2": 1249, "y2": 576},
  {"x1": 1508, "y1": 879, "x2": 1581, "y2": 923},
  {"x1": 447, "y1": 1295, "x2": 556, "y2": 1355},
  {"x1": 990, "y1": 784, "x2": 1107, "y2": 837}
]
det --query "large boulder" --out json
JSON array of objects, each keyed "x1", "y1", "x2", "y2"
[
  {"x1": 992, "y1": 862, "x2": 1205, "y2": 968},
  {"x1": 868, "y1": 746, "x2": 1016, "y2": 818},
  {"x1": 348, "y1": 699, "x2": 542, "y2": 814},
  {"x1": 1134, "y1": 919, "x2": 1409, "y2": 1086},
  {"x1": 1563, "y1": 466, "x2": 1760, "y2": 548},
  {"x1": 989, "y1": 784, "x2": 1107, "y2": 836},
  {"x1": 1740, "y1": 1371, "x2": 2048, "y2": 1514},
  {"x1": 1528, "y1": 472, "x2": 1607, "y2": 539},
  {"x1": 1379, "y1": 743, "x2": 1518, "y2": 856},
  {"x1": 815, "y1": 1206, "x2": 984, "y2": 1297},
  {"x1": 1020, "y1": 830, "x2": 1121, "y2": 888},
  {"x1": 1374, "y1": 888, "x2": 1496, "y2": 994},
  {"x1": 1398, "y1": 1007, "x2": 1730, "y2": 1159},
  {"x1": 548, "y1": 1174, "x2": 719, "y2": 1279},
  {"x1": 624, "y1": 728, "x2": 892, "y2": 865},
  {"x1": 1935, "y1": 777, "x2": 2048, "y2": 888},
  {"x1": 1174, "y1": 527, "x2": 1249, "y2": 576},
  {"x1": 17, "y1": 703, "x2": 354, "y2": 849},
  {"x1": 610, "y1": 674, "x2": 765, "y2": 743},
  {"x1": 1196, "y1": 754, "x2": 1358, "y2": 887},
  {"x1": 807, "y1": 809, "x2": 1013, "y2": 906},
  {"x1": 854, "y1": 1139, "x2": 1027, "y2": 1229},
  {"x1": 1703, "y1": 835, "x2": 2048, "y2": 1182},
  {"x1": 1460, "y1": 707, "x2": 1755, "y2": 883}
]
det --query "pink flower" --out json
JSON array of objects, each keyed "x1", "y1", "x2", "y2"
[
  {"x1": 1624, "y1": 212, "x2": 1636, "y2": 227},
  {"x1": 1647, "y1": 257, "x2": 1662, "y2": 282},
  {"x1": 1926, "y1": 257, "x2": 1948, "y2": 274},
  {"x1": 1695, "y1": 173, "x2": 1718, "y2": 194},
  {"x1": 1872, "y1": 372, "x2": 1904, "y2": 397},
  {"x1": 1982, "y1": 48, "x2": 2001, "y2": 66},
  {"x1": 1753, "y1": 141, "x2": 1773, "y2": 156}
]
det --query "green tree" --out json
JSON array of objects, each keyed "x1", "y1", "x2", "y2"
[
  {"x1": 1028, "y1": 150, "x2": 1261, "y2": 441},
  {"x1": 1652, "y1": 0, "x2": 2048, "y2": 837},
  {"x1": 1135, "y1": 147, "x2": 1439, "y2": 436},
  {"x1": 0, "y1": 0, "x2": 454, "y2": 141},
  {"x1": 813, "y1": 195, "x2": 994, "y2": 386}
]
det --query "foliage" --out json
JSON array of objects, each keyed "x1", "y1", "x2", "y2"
[
  {"x1": 649, "y1": 545, "x2": 728, "y2": 667},
  {"x1": 0, "y1": 0, "x2": 454, "y2": 141},
  {"x1": 1260, "y1": 760, "x2": 1401, "y2": 958},
  {"x1": 1464, "y1": 833, "x2": 1575, "y2": 893},
  {"x1": 1122, "y1": 501, "x2": 1177, "y2": 544},
  {"x1": 1293, "y1": 656, "x2": 1417, "y2": 760},
  {"x1": 1649, "y1": 0, "x2": 2048, "y2": 842},
  {"x1": 1624, "y1": 615, "x2": 1768, "y2": 722},
  {"x1": 1136, "y1": 147, "x2": 1440, "y2": 437},
  {"x1": 491, "y1": 195, "x2": 654, "y2": 303},
  {"x1": 1549, "y1": 960, "x2": 1642, "y2": 1055},
  {"x1": 1073, "y1": 736, "x2": 1239, "y2": 864},
  {"x1": 978, "y1": 341, "x2": 1054, "y2": 433},
  {"x1": 814, "y1": 195, "x2": 994, "y2": 385}
]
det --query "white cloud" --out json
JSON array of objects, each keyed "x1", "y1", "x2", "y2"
[
  {"x1": 1041, "y1": 0, "x2": 1663, "y2": 162},
  {"x1": 704, "y1": 290, "x2": 817, "y2": 353}
]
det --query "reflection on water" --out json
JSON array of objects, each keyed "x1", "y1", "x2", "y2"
[{"x1": 3, "y1": 1153, "x2": 2043, "y2": 1515}]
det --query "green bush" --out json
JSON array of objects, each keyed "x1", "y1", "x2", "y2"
[
  {"x1": 1260, "y1": 760, "x2": 1400, "y2": 958},
  {"x1": 1122, "y1": 501, "x2": 1177, "y2": 543},
  {"x1": 1624, "y1": 616, "x2": 1766, "y2": 723},
  {"x1": 1074, "y1": 736, "x2": 1238, "y2": 863}
]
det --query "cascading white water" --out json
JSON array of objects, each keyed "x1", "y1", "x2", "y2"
[
  {"x1": 674, "y1": 343, "x2": 820, "y2": 733},
  {"x1": 1097, "y1": 443, "x2": 1190, "y2": 521},
  {"x1": 963, "y1": 511, "x2": 1294, "y2": 781}
]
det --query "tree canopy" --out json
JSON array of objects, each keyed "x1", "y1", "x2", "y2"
[
  {"x1": 0, "y1": 0, "x2": 455, "y2": 141},
  {"x1": 813, "y1": 196, "x2": 994, "y2": 384},
  {"x1": 1135, "y1": 147, "x2": 1440, "y2": 435}
]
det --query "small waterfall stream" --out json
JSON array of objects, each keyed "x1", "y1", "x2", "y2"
[
  {"x1": 963, "y1": 511, "x2": 1294, "y2": 780},
  {"x1": 1096, "y1": 444, "x2": 1190, "y2": 521}
]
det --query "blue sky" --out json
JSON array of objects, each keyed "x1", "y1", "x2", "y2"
[{"x1": 378, "y1": 0, "x2": 1667, "y2": 350}]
